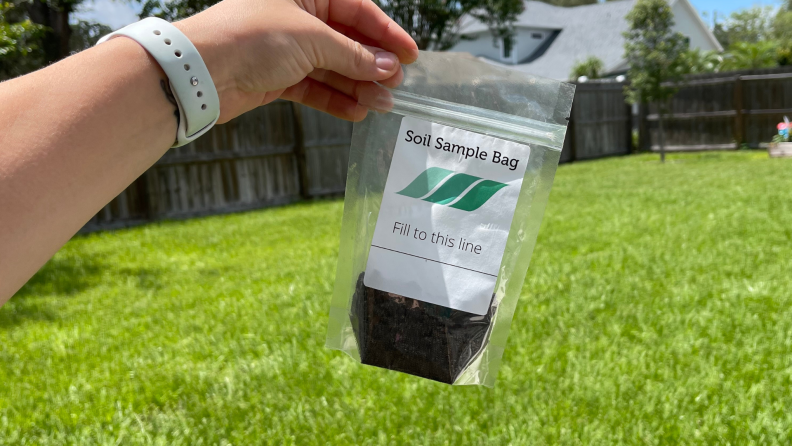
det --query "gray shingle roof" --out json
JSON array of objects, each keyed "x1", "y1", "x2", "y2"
[{"x1": 461, "y1": 0, "x2": 638, "y2": 80}]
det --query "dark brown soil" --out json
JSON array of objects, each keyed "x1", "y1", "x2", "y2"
[{"x1": 350, "y1": 272, "x2": 496, "y2": 384}]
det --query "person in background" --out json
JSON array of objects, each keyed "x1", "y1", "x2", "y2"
[{"x1": 0, "y1": 0, "x2": 419, "y2": 303}]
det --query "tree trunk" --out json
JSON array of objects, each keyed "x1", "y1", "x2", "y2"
[
  {"x1": 657, "y1": 108, "x2": 666, "y2": 163},
  {"x1": 25, "y1": 0, "x2": 73, "y2": 64}
]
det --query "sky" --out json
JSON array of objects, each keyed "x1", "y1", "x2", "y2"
[
  {"x1": 694, "y1": 0, "x2": 783, "y2": 24},
  {"x1": 72, "y1": 0, "x2": 785, "y2": 32},
  {"x1": 73, "y1": 0, "x2": 140, "y2": 30}
]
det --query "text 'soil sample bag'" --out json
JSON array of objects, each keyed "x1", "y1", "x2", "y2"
[{"x1": 326, "y1": 52, "x2": 575, "y2": 387}]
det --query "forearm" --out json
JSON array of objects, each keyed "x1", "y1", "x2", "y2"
[
  {"x1": 0, "y1": 0, "x2": 417, "y2": 304},
  {"x1": 0, "y1": 37, "x2": 178, "y2": 302}
]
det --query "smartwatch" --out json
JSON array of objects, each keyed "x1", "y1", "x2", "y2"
[{"x1": 98, "y1": 17, "x2": 220, "y2": 148}]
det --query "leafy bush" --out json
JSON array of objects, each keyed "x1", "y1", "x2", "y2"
[
  {"x1": 721, "y1": 41, "x2": 779, "y2": 70},
  {"x1": 570, "y1": 56, "x2": 605, "y2": 80},
  {"x1": 683, "y1": 48, "x2": 724, "y2": 74},
  {"x1": 0, "y1": 2, "x2": 45, "y2": 80}
]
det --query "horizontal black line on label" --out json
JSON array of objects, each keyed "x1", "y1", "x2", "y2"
[{"x1": 370, "y1": 245, "x2": 498, "y2": 278}]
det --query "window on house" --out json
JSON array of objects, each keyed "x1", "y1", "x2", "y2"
[
  {"x1": 531, "y1": 32, "x2": 542, "y2": 39},
  {"x1": 502, "y1": 38, "x2": 513, "y2": 59}
]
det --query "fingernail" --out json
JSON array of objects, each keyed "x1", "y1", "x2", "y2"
[
  {"x1": 406, "y1": 47, "x2": 420, "y2": 63},
  {"x1": 375, "y1": 52, "x2": 398, "y2": 71}
]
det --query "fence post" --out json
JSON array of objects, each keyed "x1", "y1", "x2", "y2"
[
  {"x1": 139, "y1": 171, "x2": 155, "y2": 221},
  {"x1": 733, "y1": 76, "x2": 744, "y2": 149},
  {"x1": 638, "y1": 103, "x2": 649, "y2": 152},
  {"x1": 625, "y1": 97, "x2": 634, "y2": 154},
  {"x1": 568, "y1": 100, "x2": 577, "y2": 162},
  {"x1": 290, "y1": 103, "x2": 311, "y2": 199}
]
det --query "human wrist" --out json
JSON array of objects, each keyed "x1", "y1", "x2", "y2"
[
  {"x1": 97, "y1": 36, "x2": 179, "y2": 143},
  {"x1": 173, "y1": 16, "x2": 236, "y2": 121}
]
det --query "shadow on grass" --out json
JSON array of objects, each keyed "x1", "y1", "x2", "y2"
[
  {"x1": 1, "y1": 254, "x2": 164, "y2": 329},
  {"x1": 15, "y1": 255, "x2": 106, "y2": 298}
]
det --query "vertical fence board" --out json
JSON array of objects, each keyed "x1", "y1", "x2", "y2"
[{"x1": 564, "y1": 81, "x2": 632, "y2": 162}]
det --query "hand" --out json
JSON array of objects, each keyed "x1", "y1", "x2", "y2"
[{"x1": 174, "y1": 0, "x2": 419, "y2": 123}]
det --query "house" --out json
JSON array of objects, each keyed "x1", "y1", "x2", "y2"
[{"x1": 449, "y1": 0, "x2": 723, "y2": 81}]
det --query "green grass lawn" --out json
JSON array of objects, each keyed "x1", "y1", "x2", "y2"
[{"x1": 2, "y1": 151, "x2": 792, "y2": 444}]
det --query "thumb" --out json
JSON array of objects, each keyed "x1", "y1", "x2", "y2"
[{"x1": 306, "y1": 25, "x2": 401, "y2": 81}]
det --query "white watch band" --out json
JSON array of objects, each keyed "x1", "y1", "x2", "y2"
[{"x1": 97, "y1": 17, "x2": 220, "y2": 148}]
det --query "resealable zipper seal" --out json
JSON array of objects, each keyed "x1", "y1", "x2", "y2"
[{"x1": 385, "y1": 89, "x2": 567, "y2": 151}]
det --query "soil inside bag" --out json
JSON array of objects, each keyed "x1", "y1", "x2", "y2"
[{"x1": 351, "y1": 272, "x2": 495, "y2": 384}]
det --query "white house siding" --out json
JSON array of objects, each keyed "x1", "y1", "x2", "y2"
[
  {"x1": 671, "y1": 0, "x2": 722, "y2": 52},
  {"x1": 450, "y1": 31, "x2": 499, "y2": 60},
  {"x1": 513, "y1": 28, "x2": 552, "y2": 63},
  {"x1": 449, "y1": 28, "x2": 552, "y2": 64}
]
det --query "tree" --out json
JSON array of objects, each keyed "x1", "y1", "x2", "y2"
[
  {"x1": 0, "y1": 2, "x2": 45, "y2": 79},
  {"x1": 139, "y1": 0, "x2": 210, "y2": 22},
  {"x1": 570, "y1": 56, "x2": 604, "y2": 80},
  {"x1": 623, "y1": 0, "x2": 688, "y2": 163},
  {"x1": 709, "y1": 1, "x2": 792, "y2": 68},
  {"x1": 538, "y1": 0, "x2": 596, "y2": 6},
  {"x1": 468, "y1": 0, "x2": 525, "y2": 52},
  {"x1": 346, "y1": 0, "x2": 525, "y2": 50},
  {"x1": 778, "y1": 43, "x2": 792, "y2": 66},
  {"x1": 712, "y1": 6, "x2": 774, "y2": 49},
  {"x1": 721, "y1": 41, "x2": 778, "y2": 70},
  {"x1": 712, "y1": 20, "x2": 728, "y2": 49},
  {"x1": 69, "y1": 20, "x2": 112, "y2": 52},
  {"x1": 23, "y1": 0, "x2": 85, "y2": 64},
  {"x1": 773, "y1": 8, "x2": 792, "y2": 65},
  {"x1": 0, "y1": 1, "x2": 109, "y2": 79},
  {"x1": 141, "y1": 0, "x2": 524, "y2": 51},
  {"x1": 773, "y1": 10, "x2": 792, "y2": 43}
]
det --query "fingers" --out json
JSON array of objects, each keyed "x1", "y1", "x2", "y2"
[
  {"x1": 379, "y1": 68, "x2": 403, "y2": 89},
  {"x1": 327, "y1": 23, "x2": 416, "y2": 84},
  {"x1": 316, "y1": 25, "x2": 405, "y2": 87},
  {"x1": 283, "y1": 70, "x2": 395, "y2": 122},
  {"x1": 307, "y1": 25, "x2": 402, "y2": 82},
  {"x1": 308, "y1": 69, "x2": 358, "y2": 96},
  {"x1": 324, "y1": 0, "x2": 419, "y2": 63},
  {"x1": 281, "y1": 77, "x2": 368, "y2": 122},
  {"x1": 309, "y1": 67, "x2": 402, "y2": 93},
  {"x1": 308, "y1": 69, "x2": 394, "y2": 113},
  {"x1": 328, "y1": 22, "x2": 382, "y2": 49}
]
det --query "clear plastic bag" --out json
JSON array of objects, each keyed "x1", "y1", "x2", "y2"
[{"x1": 326, "y1": 52, "x2": 575, "y2": 387}]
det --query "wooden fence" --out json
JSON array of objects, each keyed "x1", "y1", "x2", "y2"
[
  {"x1": 561, "y1": 81, "x2": 632, "y2": 163},
  {"x1": 83, "y1": 102, "x2": 352, "y2": 232},
  {"x1": 642, "y1": 66, "x2": 792, "y2": 151}
]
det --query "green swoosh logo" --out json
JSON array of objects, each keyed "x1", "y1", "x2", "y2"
[
  {"x1": 450, "y1": 180, "x2": 508, "y2": 211},
  {"x1": 396, "y1": 167, "x2": 454, "y2": 198},
  {"x1": 396, "y1": 168, "x2": 507, "y2": 212}
]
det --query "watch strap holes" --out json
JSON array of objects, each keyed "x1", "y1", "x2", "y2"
[{"x1": 175, "y1": 50, "x2": 182, "y2": 57}]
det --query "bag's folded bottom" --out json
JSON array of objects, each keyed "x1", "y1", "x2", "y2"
[{"x1": 350, "y1": 272, "x2": 495, "y2": 384}]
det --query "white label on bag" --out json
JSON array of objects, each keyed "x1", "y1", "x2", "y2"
[{"x1": 364, "y1": 116, "x2": 531, "y2": 315}]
